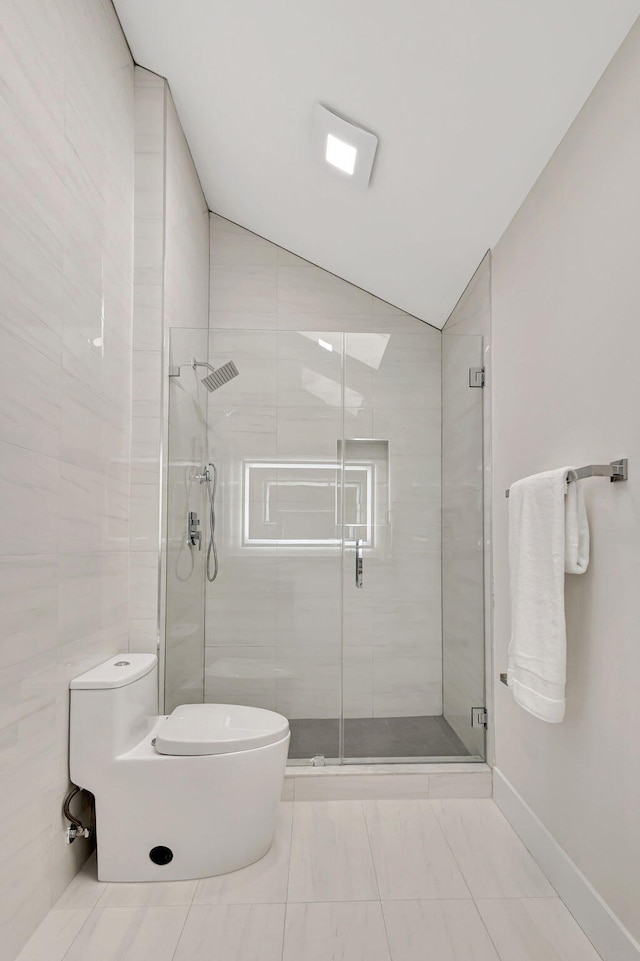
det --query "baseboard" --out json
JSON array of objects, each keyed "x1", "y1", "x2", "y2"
[{"x1": 493, "y1": 768, "x2": 640, "y2": 961}]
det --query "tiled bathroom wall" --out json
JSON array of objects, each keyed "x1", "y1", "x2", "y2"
[
  {"x1": 204, "y1": 216, "x2": 442, "y2": 721},
  {"x1": 0, "y1": 1, "x2": 134, "y2": 957},
  {"x1": 129, "y1": 64, "x2": 210, "y2": 717},
  {"x1": 128, "y1": 69, "x2": 166, "y2": 655},
  {"x1": 0, "y1": 39, "x2": 210, "y2": 961}
]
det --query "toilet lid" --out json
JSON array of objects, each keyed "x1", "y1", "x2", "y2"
[{"x1": 154, "y1": 703, "x2": 290, "y2": 756}]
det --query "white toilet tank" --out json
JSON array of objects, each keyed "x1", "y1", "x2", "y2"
[{"x1": 70, "y1": 654, "x2": 158, "y2": 791}]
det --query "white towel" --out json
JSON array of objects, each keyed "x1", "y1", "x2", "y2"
[{"x1": 507, "y1": 467, "x2": 589, "y2": 722}]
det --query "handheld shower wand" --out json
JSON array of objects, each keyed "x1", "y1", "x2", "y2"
[
  {"x1": 198, "y1": 463, "x2": 219, "y2": 582},
  {"x1": 170, "y1": 357, "x2": 238, "y2": 582}
]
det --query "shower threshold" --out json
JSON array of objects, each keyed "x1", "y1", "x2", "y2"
[{"x1": 287, "y1": 715, "x2": 472, "y2": 763}]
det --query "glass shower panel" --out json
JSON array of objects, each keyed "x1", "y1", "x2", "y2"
[
  {"x1": 341, "y1": 328, "x2": 460, "y2": 760},
  {"x1": 204, "y1": 328, "x2": 344, "y2": 763},
  {"x1": 164, "y1": 328, "x2": 209, "y2": 712},
  {"x1": 441, "y1": 333, "x2": 485, "y2": 758}
]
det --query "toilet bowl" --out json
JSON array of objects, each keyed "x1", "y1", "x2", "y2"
[{"x1": 69, "y1": 654, "x2": 290, "y2": 882}]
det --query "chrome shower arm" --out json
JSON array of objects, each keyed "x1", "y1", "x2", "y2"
[
  {"x1": 190, "y1": 358, "x2": 216, "y2": 374},
  {"x1": 168, "y1": 358, "x2": 216, "y2": 377}
]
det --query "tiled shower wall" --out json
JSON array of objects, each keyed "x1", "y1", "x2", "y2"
[
  {"x1": 0, "y1": 2, "x2": 134, "y2": 957},
  {"x1": 129, "y1": 64, "x2": 210, "y2": 718},
  {"x1": 204, "y1": 216, "x2": 442, "y2": 720}
]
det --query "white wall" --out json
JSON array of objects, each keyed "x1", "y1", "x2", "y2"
[
  {"x1": 0, "y1": 1, "x2": 134, "y2": 957},
  {"x1": 492, "y1": 20, "x2": 640, "y2": 948}
]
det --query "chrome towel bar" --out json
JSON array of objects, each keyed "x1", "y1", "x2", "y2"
[
  {"x1": 505, "y1": 459, "x2": 627, "y2": 498},
  {"x1": 501, "y1": 458, "x2": 629, "y2": 688}
]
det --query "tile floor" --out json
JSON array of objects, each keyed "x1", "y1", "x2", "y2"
[{"x1": 16, "y1": 799, "x2": 603, "y2": 961}]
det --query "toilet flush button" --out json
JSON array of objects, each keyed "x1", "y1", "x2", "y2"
[{"x1": 114, "y1": 661, "x2": 130, "y2": 667}]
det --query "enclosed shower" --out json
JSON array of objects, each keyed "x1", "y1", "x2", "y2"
[{"x1": 163, "y1": 305, "x2": 487, "y2": 764}]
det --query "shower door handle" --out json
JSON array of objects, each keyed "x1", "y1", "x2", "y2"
[
  {"x1": 355, "y1": 538, "x2": 364, "y2": 589},
  {"x1": 188, "y1": 511, "x2": 202, "y2": 550}
]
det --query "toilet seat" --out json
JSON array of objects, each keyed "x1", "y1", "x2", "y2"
[{"x1": 154, "y1": 703, "x2": 289, "y2": 756}]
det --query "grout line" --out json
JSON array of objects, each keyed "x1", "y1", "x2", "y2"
[
  {"x1": 94, "y1": 883, "x2": 109, "y2": 908},
  {"x1": 283, "y1": 897, "x2": 422, "y2": 903},
  {"x1": 276, "y1": 901, "x2": 287, "y2": 961},
  {"x1": 471, "y1": 894, "x2": 561, "y2": 900},
  {"x1": 283, "y1": 897, "x2": 419, "y2": 904},
  {"x1": 167, "y1": 901, "x2": 193, "y2": 961},
  {"x1": 470, "y1": 897, "x2": 508, "y2": 961},
  {"x1": 471, "y1": 896, "x2": 605, "y2": 961},
  {"x1": 60, "y1": 905, "x2": 96, "y2": 961},
  {"x1": 83, "y1": 900, "x2": 200, "y2": 909},
  {"x1": 359, "y1": 800, "x2": 382, "y2": 903},
  {"x1": 283, "y1": 799, "x2": 296, "y2": 903},
  {"x1": 426, "y1": 799, "x2": 474, "y2": 900},
  {"x1": 432, "y1": 799, "x2": 560, "y2": 898},
  {"x1": 359, "y1": 799, "x2": 395, "y2": 960},
  {"x1": 280, "y1": 800, "x2": 296, "y2": 961},
  {"x1": 378, "y1": 901, "x2": 398, "y2": 961}
]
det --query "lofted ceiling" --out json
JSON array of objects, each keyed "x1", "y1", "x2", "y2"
[{"x1": 114, "y1": 1, "x2": 639, "y2": 327}]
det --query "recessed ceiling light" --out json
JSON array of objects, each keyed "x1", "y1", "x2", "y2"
[
  {"x1": 312, "y1": 104, "x2": 378, "y2": 189},
  {"x1": 325, "y1": 134, "x2": 357, "y2": 175}
]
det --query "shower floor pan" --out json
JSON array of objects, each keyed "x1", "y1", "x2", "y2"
[{"x1": 288, "y1": 715, "x2": 470, "y2": 762}]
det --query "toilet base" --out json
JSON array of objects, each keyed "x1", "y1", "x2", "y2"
[{"x1": 92, "y1": 732, "x2": 290, "y2": 882}]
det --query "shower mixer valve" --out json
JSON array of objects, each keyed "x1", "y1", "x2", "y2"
[{"x1": 188, "y1": 511, "x2": 202, "y2": 550}]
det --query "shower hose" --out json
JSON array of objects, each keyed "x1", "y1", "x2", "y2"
[{"x1": 205, "y1": 462, "x2": 219, "y2": 582}]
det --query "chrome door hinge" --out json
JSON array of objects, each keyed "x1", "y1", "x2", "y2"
[
  {"x1": 469, "y1": 367, "x2": 485, "y2": 388},
  {"x1": 471, "y1": 707, "x2": 488, "y2": 729}
]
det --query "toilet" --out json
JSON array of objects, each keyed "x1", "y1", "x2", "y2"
[{"x1": 69, "y1": 653, "x2": 290, "y2": 882}]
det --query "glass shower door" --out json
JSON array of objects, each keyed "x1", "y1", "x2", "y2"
[
  {"x1": 340, "y1": 327, "x2": 485, "y2": 761},
  {"x1": 341, "y1": 328, "x2": 452, "y2": 760}
]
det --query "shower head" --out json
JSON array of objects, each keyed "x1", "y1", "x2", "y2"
[
  {"x1": 200, "y1": 360, "x2": 239, "y2": 393},
  {"x1": 168, "y1": 357, "x2": 239, "y2": 391},
  {"x1": 184, "y1": 357, "x2": 239, "y2": 392}
]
